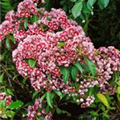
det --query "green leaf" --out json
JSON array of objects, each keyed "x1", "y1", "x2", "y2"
[
  {"x1": 0, "y1": 73, "x2": 4, "y2": 83},
  {"x1": 97, "y1": 93, "x2": 110, "y2": 108},
  {"x1": 5, "y1": 110, "x2": 15, "y2": 118},
  {"x1": 72, "y1": 1, "x2": 83, "y2": 18},
  {"x1": 71, "y1": 66, "x2": 78, "y2": 81},
  {"x1": 45, "y1": 105, "x2": 50, "y2": 114},
  {"x1": 116, "y1": 86, "x2": 120, "y2": 94},
  {"x1": 60, "y1": 66, "x2": 70, "y2": 83},
  {"x1": 98, "y1": 0, "x2": 110, "y2": 9},
  {"x1": 31, "y1": 15, "x2": 39, "y2": 22},
  {"x1": 5, "y1": 38, "x2": 11, "y2": 50},
  {"x1": 70, "y1": 0, "x2": 77, "y2": 2},
  {"x1": 40, "y1": 93, "x2": 46, "y2": 102},
  {"x1": 54, "y1": 90, "x2": 63, "y2": 99},
  {"x1": 87, "y1": 0, "x2": 97, "y2": 11},
  {"x1": 9, "y1": 35, "x2": 16, "y2": 44},
  {"x1": 6, "y1": 89, "x2": 14, "y2": 96},
  {"x1": 32, "y1": 91, "x2": 39, "y2": 99},
  {"x1": 7, "y1": 100, "x2": 24, "y2": 109},
  {"x1": 74, "y1": 62, "x2": 83, "y2": 73},
  {"x1": 0, "y1": 100, "x2": 5, "y2": 109},
  {"x1": 57, "y1": 42, "x2": 66, "y2": 47},
  {"x1": 113, "y1": 71, "x2": 119, "y2": 83},
  {"x1": 28, "y1": 59, "x2": 37, "y2": 67},
  {"x1": 24, "y1": 17, "x2": 29, "y2": 30},
  {"x1": 46, "y1": 92, "x2": 53, "y2": 108},
  {"x1": 85, "y1": 58, "x2": 96, "y2": 76},
  {"x1": 56, "y1": 108, "x2": 71, "y2": 116}
]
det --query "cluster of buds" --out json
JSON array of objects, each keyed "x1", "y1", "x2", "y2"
[
  {"x1": 94, "y1": 46, "x2": 120, "y2": 94},
  {"x1": 0, "y1": 92, "x2": 12, "y2": 105},
  {"x1": 27, "y1": 99, "x2": 52, "y2": 120}
]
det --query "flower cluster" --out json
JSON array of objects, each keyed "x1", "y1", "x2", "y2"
[
  {"x1": 0, "y1": 92, "x2": 12, "y2": 105},
  {"x1": 27, "y1": 99, "x2": 52, "y2": 120},
  {"x1": 94, "y1": 46, "x2": 120, "y2": 94}
]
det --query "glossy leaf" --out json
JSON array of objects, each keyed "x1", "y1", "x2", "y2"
[
  {"x1": 60, "y1": 66, "x2": 70, "y2": 83},
  {"x1": 74, "y1": 62, "x2": 83, "y2": 73},
  {"x1": 87, "y1": 0, "x2": 96, "y2": 11},
  {"x1": 46, "y1": 92, "x2": 53, "y2": 108},
  {"x1": 85, "y1": 58, "x2": 96, "y2": 76},
  {"x1": 5, "y1": 38, "x2": 11, "y2": 50},
  {"x1": 71, "y1": 66, "x2": 78, "y2": 81},
  {"x1": 24, "y1": 17, "x2": 29, "y2": 29},
  {"x1": 72, "y1": 1, "x2": 83, "y2": 18},
  {"x1": 98, "y1": 0, "x2": 110, "y2": 9},
  {"x1": 7, "y1": 100, "x2": 24, "y2": 109}
]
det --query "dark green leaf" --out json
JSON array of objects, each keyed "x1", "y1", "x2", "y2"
[
  {"x1": 113, "y1": 71, "x2": 119, "y2": 83},
  {"x1": 72, "y1": 1, "x2": 83, "y2": 18},
  {"x1": 32, "y1": 91, "x2": 39, "y2": 99},
  {"x1": 54, "y1": 90, "x2": 63, "y2": 99},
  {"x1": 85, "y1": 58, "x2": 96, "y2": 76},
  {"x1": 71, "y1": 66, "x2": 78, "y2": 81},
  {"x1": 70, "y1": 0, "x2": 77, "y2": 2},
  {"x1": 60, "y1": 66, "x2": 70, "y2": 83},
  {"x1": 40, "y1": 93, "x2": 46, "y2": 102},
  {"x1": 98, "y1": 0, "x2": 110, "y2": 9}
]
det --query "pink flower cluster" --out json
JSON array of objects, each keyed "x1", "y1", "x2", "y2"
[
  {"x1": 0, "y1": 92, "x2": 12, "y2": 105},
  {"x1": 27, "y1": 99, "x2": 52, "y2": 120}
]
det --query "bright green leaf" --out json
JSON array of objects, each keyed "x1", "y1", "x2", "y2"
[
  {"x1": 72, "y1": 1, "x2": 83, "y2": 18},
  {"x1": 97, "y1": 93, "x2": 110, "y2": 108},
  {"x1": 6, "y1": 89, "x2": 14, "y2": 96},
  {"x1": 28, "y1": 59, "x2": 37, "y2": 67},
  {"x1": 116, "y1": 86, "x2": 120, "y2": 94},
  {"x1": 31, "y1": 15, "x2": 39, "y2": 22},
  {"x1": 7, "y1": 100, "x2": 24, "y2": 109}
]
